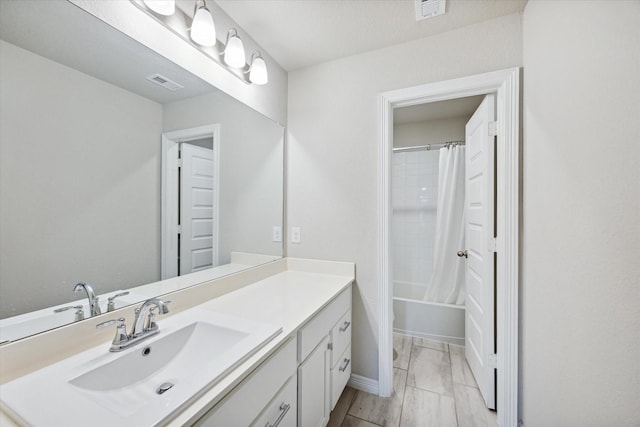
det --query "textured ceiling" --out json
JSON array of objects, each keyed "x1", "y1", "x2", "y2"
[{"x1": 216, "y1": 0, "x2": 528, "y2": 71}]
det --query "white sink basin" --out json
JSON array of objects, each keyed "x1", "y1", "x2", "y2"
[
  {"x1": 0, "y1": 308, "x2": 282, "y2": 426},
  {"x1": 71, "y1": 321, "x2": 248, "y2": 392}
]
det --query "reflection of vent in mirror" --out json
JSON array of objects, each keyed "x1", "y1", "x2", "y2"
[
  {"x1": 415, "y1": 0, "x2": 446, "y2": 21},
  {"x1": 146, "y1": 73, "x2": 184, "y2": 91}
]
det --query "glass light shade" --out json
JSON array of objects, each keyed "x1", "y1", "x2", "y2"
[
  {"x1": 143, "y1": 0, "x2": 175, "y2": 16},
  {"x1": 190, "y1": 5, "x2": 216, "y2": 47},
  {"x1": 249, "y1": 55, "x2": 268, "y2": 85},
  {"x1": 224, "y1": 30, "x2": 246, "y2": 68}
]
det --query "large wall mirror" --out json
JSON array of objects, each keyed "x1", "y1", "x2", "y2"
[{"x1": 0, "y1": 0, "x2": 284, "y2": 342}]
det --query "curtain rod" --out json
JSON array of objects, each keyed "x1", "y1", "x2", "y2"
[{"x1": 392, "y1": 141, "x2": 465, "y2": 153}]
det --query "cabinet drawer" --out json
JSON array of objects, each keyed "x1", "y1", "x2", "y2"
[
  {"x1": 330, "y1": 345, "x2": 351, "y2": 410},
  {"x1": 298, "y1": 286, "x2": 351, "y2": 362},
  {"x1": 330, "y1": 310, "x2": 351, "y2": 368},
  {"x1": 193, "y1": 337, "x2": 297, "y2": 427},
  {"x1": 251, "y1": 374, "x2": 297, "y2": 427}
]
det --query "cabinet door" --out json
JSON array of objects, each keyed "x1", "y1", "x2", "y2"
[{"x1": 298, "y1": 335, "x2": 331, "y2": 427}]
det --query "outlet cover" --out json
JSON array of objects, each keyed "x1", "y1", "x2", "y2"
[
  {"x1": 291, "y1": 227, "x2": 301, "y2": 244},
  {"x1": 272, "y1": 226, "x2": 282, "y2": 243}
]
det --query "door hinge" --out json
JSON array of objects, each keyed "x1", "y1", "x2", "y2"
[
  {"x1": 488, "y1": 353, "x2": 498, "y2": 369},
  {"x1": 488, "y1": 237, "x2": 497, "y2": 253},
  {"x1": 328, "y1": 342, "x2": 333, "y2": 351},
  {"x1": 177, "y1": 225, "x2": 182, "y2": 235},
  {"x1": 177, "y1": 159, "x2": 183, "y2": 168},
  {"x1": 488, "y1": 121, "x2": 498, "y2": 137}
]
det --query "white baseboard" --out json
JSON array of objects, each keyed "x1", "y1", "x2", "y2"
[{"x1": 347, "y1": 374, "x2": 379, "y2": 395}]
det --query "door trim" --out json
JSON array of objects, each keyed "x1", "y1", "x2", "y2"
[
  {"x1": 377, "y1": 68, "x2": 519, "y2": 426},
  {"x1": 161, "y1": 124, "x2": 221, "y2": 279}
]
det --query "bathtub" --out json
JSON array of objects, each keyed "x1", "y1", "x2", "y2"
[{"x1": 393, "y1": 281, "x2": 465, "y2": 346}]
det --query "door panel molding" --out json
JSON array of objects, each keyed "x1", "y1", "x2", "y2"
[
  {"x1": 378, "y1": 68, "x2": 520, "y2": 426},
  {"x1": 161, "y1": 124, "x2": 220, "y2": 279},
  {"x1": 464, "y1": 94, "x2": 496, "y2": 409}
]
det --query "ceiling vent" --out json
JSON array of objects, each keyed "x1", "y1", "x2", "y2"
[
  {"x1": 415, "y1": 0, "x2": 446, "y2": 21},
  {"x1": 146, "y1": 73, "x2": 184, "y2": 91}
]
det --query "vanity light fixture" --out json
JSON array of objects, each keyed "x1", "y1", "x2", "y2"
[
  {"x1": 132, "y1": 0, "x2": 268, "y2": 85},
  {"x1": 248, "y1": 52, "x2": 268, "y2": 85},
  {"x1": 143, "y1": 0, "x2": 175, "y2": 16},
  {"x1": 223, "y1": 29, "x2": 246, "y2": 68},
  {"x1": 190, "y1": 0, "x2": 216, "y2": 47}
]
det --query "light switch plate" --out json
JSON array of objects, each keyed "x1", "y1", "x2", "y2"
[{"x1": 291, "y1": 227, "x2": 301, "y2": 244}]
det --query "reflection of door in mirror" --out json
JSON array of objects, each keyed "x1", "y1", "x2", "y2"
[
  {"x1": 180, "y1": 140, "x2": 217, "y2": 275},
  {"x1": 161, "y1": 126, "x2": 220, "y2": 279}
]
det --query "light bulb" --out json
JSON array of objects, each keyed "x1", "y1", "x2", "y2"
[
  {"x1": 249, "y1": 54, "x2": 268, "y2": 85},
  {"x1": 143, "y1": 0, "x2": 175, "y2": 16},
  {"x1": 190, "y1": 2, "x2": 216, "y2": 47},
  {"x1": 224, "y1": 29, "x2": 246, "y2": 68}
]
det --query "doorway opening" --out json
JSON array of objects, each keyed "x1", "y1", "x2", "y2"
[
  {"x1": 378, "y1": 68, "x2": 520, "y2": 427},
  {"x1": 161, "y1": 124, "x2": 221, "y2": 279}
]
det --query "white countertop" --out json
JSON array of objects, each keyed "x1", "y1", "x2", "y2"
[{"x1": 0, "y1": 259, "x2": 354, "y2": 427}]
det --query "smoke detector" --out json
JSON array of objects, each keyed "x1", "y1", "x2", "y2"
[
  {"x1": 415, "y1": 0, "x2": 446, "y2": 21},
  {"x1": 146, "y1": 73, "x2": 184, "y2": 91}
]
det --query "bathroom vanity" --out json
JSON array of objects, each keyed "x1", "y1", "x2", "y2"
[{"x1": 0, "y1": 258, "x2": 354, "y2": 426}]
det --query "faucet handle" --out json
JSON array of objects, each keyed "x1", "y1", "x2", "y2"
[
  {"x1": 149, "y1": 300, "x2": 172, "y2": 314},
  {"x1": 147, "y1": 300, "x2": 171, "y2": 331},
  {"x1": 96, "y1": 317, "x2": 125, "y2": 329},
  {"x1": 107, "y1": 291, "x2": 130, "y2": 312},
  {"x1": 54, "y1": 305, "x2": 85, "y2": 322},
  {"x1": 96, "y1": 318, "x2": 129, "y2": 350}
]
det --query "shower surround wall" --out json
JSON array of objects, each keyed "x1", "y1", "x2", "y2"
[{"x1": 392, "y1": 149, "x2": 439, "y2": 295}]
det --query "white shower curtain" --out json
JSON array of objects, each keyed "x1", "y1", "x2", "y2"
[{"x1": 424, "y1": 145, "x2": 466, "y2": 305}]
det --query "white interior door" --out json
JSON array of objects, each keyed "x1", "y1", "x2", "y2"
[
  {"x1": 464, "y1": 94, "x2": 496, "y2": 409},
  {"x1": 180, "y1": 143, "x2": 216, "y2": 275}
]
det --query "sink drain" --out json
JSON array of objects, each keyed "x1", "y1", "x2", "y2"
[{"x1": 156, "y1": 382, "x2": 174, "y2": 395}]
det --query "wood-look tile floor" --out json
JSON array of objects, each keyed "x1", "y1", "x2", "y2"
[{"x1": 327, "y1": 333, "x2": 498, "y2": 427}]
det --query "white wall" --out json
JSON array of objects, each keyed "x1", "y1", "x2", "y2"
[
  {"x1": 0, "y1": 41, "x2": 163, "y2": 317},
  {"x1": 394, "y1": 117, "x2": 467, "y2": 148},
  {"x1": 287, "y1": 13, "x2": 523, "y2": 381},
  {"x1": 70, "y1": 0, "x2": 288, "y2": 126},
  {"x1": 163, "y1": 92, "x2": 284, "y2": 263},
  {"x1": 521, "y1": 1, "x2": 640, "y2": 424}
]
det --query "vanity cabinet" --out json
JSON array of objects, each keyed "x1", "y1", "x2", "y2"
[
  {"x1": 193, "y1": 337, "x2": 297, "y2": 427},
  {"x1": 190, "y1": 285, "x2": 352, "y2": 427},
  {"x1": 252, "y1": 375, "x2": 297, "y2": 427},
  {"x1": 330, "y1": 311, "x2": 352, "y2": 409},
  {"x1": 297, "y1": 287, "x2": 352, "y2": 427}
]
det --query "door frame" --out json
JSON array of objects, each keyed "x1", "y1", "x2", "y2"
[
  {"x1": 377, "y1": 68, "x2": 519, "y2": 426},
  {"x1": 161, "y1": 124, "x2": 221, "y2": 279}
]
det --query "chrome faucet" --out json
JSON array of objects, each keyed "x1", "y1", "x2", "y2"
[
  {"x1": 74, "y1": 282, "x2": 101, "y2": 317},
  {"x1": 131, "y1": 297, "x2": 170, "y2": 337},
  {"x1": 97, "y1": 298, "x2": 170, "y2": 352}
]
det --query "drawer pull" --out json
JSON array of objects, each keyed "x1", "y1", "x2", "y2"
[
  {"x1": 265, "y1": 402, "x2": 290, "y2": 427},
  {"x1": 339, "y1": 358, "x2": 351, "y2": 372},
  {"x1": 339, "y1": 321, "x2": 351, "y2": 332}
]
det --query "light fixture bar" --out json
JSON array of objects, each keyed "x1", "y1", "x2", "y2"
[{"x1": 130, "y1": 0, "x2": 254, "y2": 85}]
